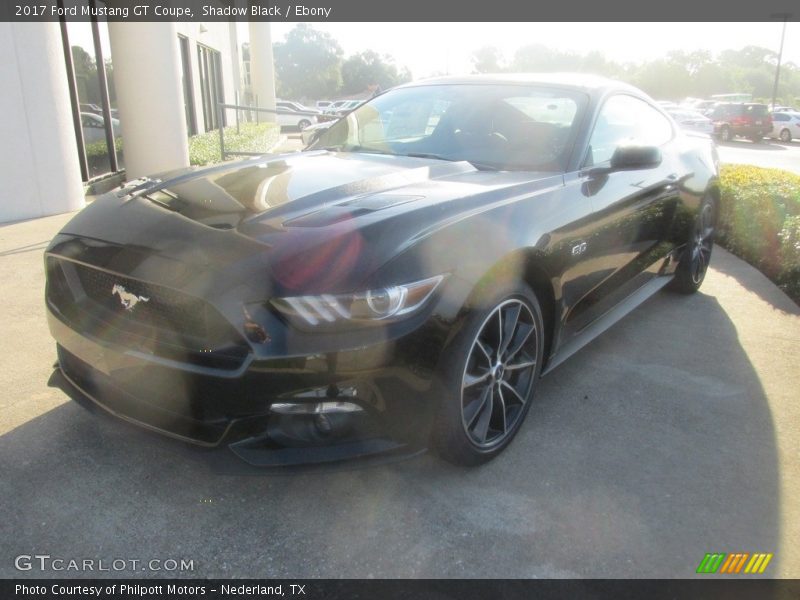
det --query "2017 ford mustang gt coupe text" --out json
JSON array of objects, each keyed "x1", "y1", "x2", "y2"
[{"x1": 45, "y1": 75, "x2": 719, "y2": 466}]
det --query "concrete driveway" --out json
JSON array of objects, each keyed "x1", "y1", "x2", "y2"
[{"x1": 1, "y1": 212, "x2": 798, "y2": 579}]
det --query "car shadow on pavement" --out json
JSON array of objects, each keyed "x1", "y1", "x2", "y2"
[
  {"x1": 0, "y1": 288, "x2": 782, "y2": 579},
  {"x1": 709, "y1": 250, "x2": 799, "y2": 316}
]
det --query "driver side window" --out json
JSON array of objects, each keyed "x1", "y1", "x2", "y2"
[{"x1": 586, "y1": 95, "x2": 673, "y2": 166}]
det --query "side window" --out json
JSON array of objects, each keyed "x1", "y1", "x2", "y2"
[
  {"x1": 774, "y1": 113, "x2": 788, "y2": 122},
  {"x1": 586, "y1": 95, "x2": 673, "y2": 166}
]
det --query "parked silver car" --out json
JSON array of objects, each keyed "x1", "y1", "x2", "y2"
[
  {"x1": 769, "y1": 112, "x2": 800, "y2": 142},
  {"x1": 666, "y1": 108, "x2": 714, "y2": 136},
  {"x1": 275, "y1": 105, "x2": 318, "y2": 130},
  {"x1": 80, "y1": 112, "x2": 120, "y2": 144}
]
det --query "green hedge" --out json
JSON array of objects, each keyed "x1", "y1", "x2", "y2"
[
  {"x1": 85, "y1": 136, "x2": 122, "y2": 159},
  {"x1": 188, "y1": 122, "x2": 281, "y2": 167},
  {"x1": 718, "y1": 165, "x2": 800, "y2": 302}
]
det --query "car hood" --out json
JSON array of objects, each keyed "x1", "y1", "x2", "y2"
[
  {"x1": 116, "y1": 151, "x2": 487, "y2": 225},
  {"x1": 56, "y1": 151, "x2": 562, "y2": 294}
]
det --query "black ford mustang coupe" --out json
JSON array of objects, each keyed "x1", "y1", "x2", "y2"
[{"x1": 46, "y1": 75, "x2": 719, "y2": 466}]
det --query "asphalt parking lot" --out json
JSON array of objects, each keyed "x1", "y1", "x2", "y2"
[
  {"x1": 1, "y1": 211, "x2": 798, "y2": 579},
  {"x1": 716, "y1": 138, "x2": 800, "y2": 175}
]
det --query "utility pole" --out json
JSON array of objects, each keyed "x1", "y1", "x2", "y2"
[{"x1": 770, "y1": 14, "x2": 790, "y2": 110}]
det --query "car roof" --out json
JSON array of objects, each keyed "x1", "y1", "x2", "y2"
[
  {"x1": 717, "y1": 102, "x2": 767, "y2": 107},
  {"x1": 400, "y1": 73, "x2": 644, "y2": 96}
]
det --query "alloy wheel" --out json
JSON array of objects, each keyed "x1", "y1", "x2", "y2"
[
  {"x1": 691, "y1": 202, "x2": 715, "y2": 284},
  {"x1": 460, "y1": 299, "x2": 538, "y2": 448}
]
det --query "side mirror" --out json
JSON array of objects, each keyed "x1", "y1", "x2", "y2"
[
  {"x1": 308, "y1": 123, "x2": 332, "y2": 145},
  {"x1": 609, "y1": 144, "x2": 662, "y2": 170}
]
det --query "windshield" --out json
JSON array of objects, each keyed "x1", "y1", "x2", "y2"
[
  {"x1": 308, "y1": 83, "x2": 589, "y2": 172},
  {"x1": 745, "y1": 104, "x2": 769, "y2": 118}
]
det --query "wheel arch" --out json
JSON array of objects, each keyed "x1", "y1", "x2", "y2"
[
  {"x1": 459, "y1": 248, "x2": 559, "y2": 371},
  {"x1": 707, "y1": 181, "x2": 721, "y2": 224}
]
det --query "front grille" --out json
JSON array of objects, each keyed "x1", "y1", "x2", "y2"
[
  {"x1": 47, "y1": 256, "x2": 249, "y2": 370},
  {"x1": 75, "y1": 264, "x2": 208, "y2": 339}
]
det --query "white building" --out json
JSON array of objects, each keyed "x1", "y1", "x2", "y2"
[{"x1": 0, "y1": 12, "x2": 276, "y2": 223}]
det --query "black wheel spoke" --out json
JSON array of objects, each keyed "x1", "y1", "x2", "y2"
[
  {"x1": 505, "y1": 322, "x2": 534, "y2": 362},
  {"x1": 496, "y1": 386, "x2": 508, "y2": 434},
  {"x1": 498, "y1": 303, "x2": 521, "y2": 357},
  {"x1": 464, "y1": 385, "x2": 491, "y2": 429},
  {"x1": 472, "y1": 387, "x2": 494, "y2": 442},
  {"x1": 500, "y1": 380, "x2": 526, "y2": 406},
  {"x1": 506, "y1": 357, "x2": 536, "y2": 371},
  {"x1": 463, "y1": 370, "x2": 491, "y2": 389},
  {"x1": 475, "y1": 339, "x2": 493, "y2": 365}
]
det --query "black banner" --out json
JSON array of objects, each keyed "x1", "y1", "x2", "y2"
[
  {"x1": 4, "y1": 579, "x2": 800, "y2": 600},
  {"x1": 0, "y1": 0, "x2": 798, "y2": 22}
]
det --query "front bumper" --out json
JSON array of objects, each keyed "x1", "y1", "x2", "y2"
[{"x1": 46, "y1": 297, "x2": 444, "y2": 467}]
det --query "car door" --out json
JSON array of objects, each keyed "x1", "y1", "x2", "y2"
[
  {"x1": 561, "y1": 93, "x2": 681, "y2": 335},
  {"x1": 276, "y1": 107, "x2": 297, "y2": 128},
  {"x1": 772, "y1": 112, "x2": 788, "y2": 137}
]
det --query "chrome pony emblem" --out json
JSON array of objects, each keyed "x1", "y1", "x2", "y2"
[{"x1": 111, "y1": 284, "x2": 150, "y2": 311}]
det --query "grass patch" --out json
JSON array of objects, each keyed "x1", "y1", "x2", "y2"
[
  {"x1": 718, "y1": 164, "x2": 800, "y2": 303},
  {"x1": 188, "y1": 122, "x2": 281, "y2": 167}
]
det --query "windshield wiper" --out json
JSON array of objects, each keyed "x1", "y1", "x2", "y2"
[{"x1": 402, "y1": 152, "x2": 499, "y2": 171}]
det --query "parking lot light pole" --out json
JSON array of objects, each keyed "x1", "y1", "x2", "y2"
[{"x1": 770, "y1": 14, "x2": 790, "y2": 111}]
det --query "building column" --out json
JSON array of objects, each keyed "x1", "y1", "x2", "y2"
[
  {"x1": 248, "y1": 21, "x2": 277, "y2": 119},
  {"x1": 0, "y1": 22, "x2": 84, "y2": 223},
  {"x1": 107, "y1": 22, "x2": 189, "y2": 180}
]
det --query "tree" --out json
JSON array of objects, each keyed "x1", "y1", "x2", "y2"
[
  {"x1": 471, "y1": 46, "x2": 504, "y2": 74},
  {"x1": 273, "y1": 24, "x2": 343, "y2": 100},
  {"x1": 71, "y1": 45, "x2": 100, "y2": 106},
  {"x1": 341, "y1": 50, "x2": 411, "y2": 95},
  {"x1": 511, "y1": 44, "x2": 555, "y2": 72}
]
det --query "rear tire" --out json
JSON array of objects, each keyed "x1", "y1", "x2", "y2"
[
  {"x1": 669, "y1": 195, "x2": 716, "y2": 294},
  {"x1": 298, "y1": 119, "x2": 311, "y2": 130},
  {"x1": 433, "y1": 281, "x2": 544, "y2": 466},
  {"x1": 719, "y1": 126, "x2": 732, "y2": 143}
]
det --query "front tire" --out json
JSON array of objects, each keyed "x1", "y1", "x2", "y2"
[
  {"x1": 298, "y1": 119, "x2": 311, "y2": 130},
  {"x1": 780, "y1": 128, "x2": 792, "y2": 143},
  {"x1": 670, "y1": 195, "x2": 716, "y2": 294},
  {"x1": 433, "y1": 282, "x2": 544, "y2": 466}
]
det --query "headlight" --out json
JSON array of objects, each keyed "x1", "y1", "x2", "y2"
[{"x1": 271, "y1": 275, "x2": 446, "y2": 328}]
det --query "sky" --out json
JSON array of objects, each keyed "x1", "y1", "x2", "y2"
[
  {"x1": 267, "y1": 22, "x2": 799, "y2": 79},
  {"x1": 72, "y1": 21, "x2": 798, "y2": 83}
]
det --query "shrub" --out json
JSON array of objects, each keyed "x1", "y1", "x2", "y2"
[
  {"x1": 188, "y1": 122, "x2": 281, "y2": 167},
  {"x1": 84, "y1": 136, "x2": 123, "y2": 159},
  {"x1": 778, "y1": 215, "x2": 800, "y2": 301},
  {"x1": 718, "y1": 164, "x2": 800, "y2": 302}
]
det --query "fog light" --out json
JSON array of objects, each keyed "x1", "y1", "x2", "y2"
[{"x1": 270, "y1": 401, "x2": 363, "y2": 415}]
